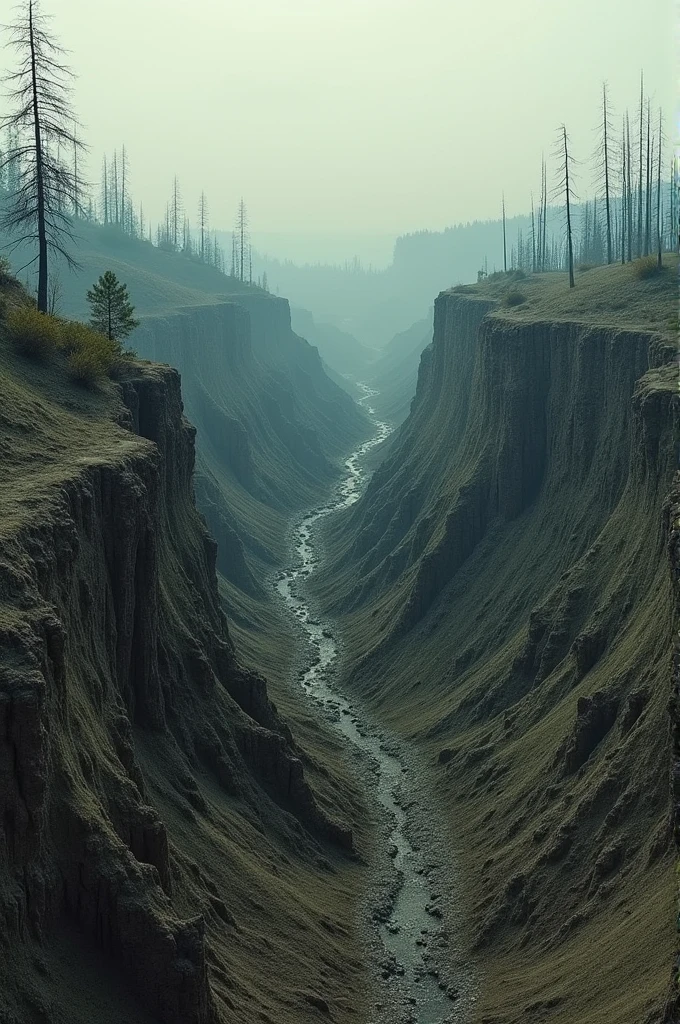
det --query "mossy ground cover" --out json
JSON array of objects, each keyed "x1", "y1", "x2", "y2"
[{"x1": 310, "y1": 255, "x2": 679, "y2": 1023}]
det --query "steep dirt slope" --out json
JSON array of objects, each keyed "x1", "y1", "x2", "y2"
[
  {"x1": 0, "y1": 288, "x2": 368, "y2": 1024},
  {"x1": 314, "y1": 258, "x2": 679, "y2": 1024}
]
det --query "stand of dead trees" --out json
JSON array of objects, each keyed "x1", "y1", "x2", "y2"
[{"x1": 496, "y1": 72, "x2": 675, "y2": 285}]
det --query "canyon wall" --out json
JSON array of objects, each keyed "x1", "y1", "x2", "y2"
[
  {"x1": 316, "y1": 262, "x2": 678, "y2": 1024},
  {"x1": 132, "y1": 295, "x2": 369, "y2": 606},
  {"x1": 0, "y1": 340, "x2": 356, "y2": 1024}
]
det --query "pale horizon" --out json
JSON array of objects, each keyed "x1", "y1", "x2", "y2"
[{"x1": 0, "y1": 0, "x2": 674, "y2": 257}]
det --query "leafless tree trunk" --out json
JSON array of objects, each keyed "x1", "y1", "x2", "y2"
[
  {"x1": 555, "y1": 125, "x2": 576, "y2": 287},
  {"x1": 644, "y1": 99, "x2": 651, "y2": 255},
  {"x1": 620, "y1": 113, "x2": 626, "y2": 265},
  {"x1": 198, "y1": 191, "x2": 208, "y2": 262},
  {"x1": 597, "y1": 82, "x2": 613, "y2": 263},
  {"x1": 637, "y1": 72, "x2": 644, "y2": 257},
  {"x1": 626, "y1": 113, "x2": 633, "y2": 263},
  {"x1": 656, "y1": 109, "x2": 663, "y2": 268},
  {"x1": 0, "y1": 0, "x2": 85, "y2": 311}
]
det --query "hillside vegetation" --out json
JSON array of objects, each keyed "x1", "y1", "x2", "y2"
[
  {"x1": 313, "y1": 255, "x2": 679, "y2": 1024},
  {"x1": 0, "y1": 278, "x2": 370, "y2": 1024}
]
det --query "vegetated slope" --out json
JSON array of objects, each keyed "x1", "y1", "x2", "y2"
[
  {"x1": 0, "y1": 284, "x2": 368, "y2": 1024},
  {"x1": 367, "y1": 311, "x2": 433, "y2": 426},
  {"x1": 314, "y1": 257, "x2": 679, "y2": 1024}
]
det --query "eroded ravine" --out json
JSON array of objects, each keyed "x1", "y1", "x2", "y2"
[{"x1": 274, "y1": 385, "x2": 473, "y2": 1024}]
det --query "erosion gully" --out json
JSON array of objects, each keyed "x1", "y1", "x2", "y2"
[{"x1": 274, "y1": 384, "x2": 474, "y2": 1024}]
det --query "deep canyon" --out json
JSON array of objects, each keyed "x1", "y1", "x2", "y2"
[{"x1": 0, "y1": 245, "x2": 678, "y2": 1024}]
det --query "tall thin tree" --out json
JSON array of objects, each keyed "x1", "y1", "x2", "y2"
[
  {"x1": 656, "y1": 109, "x2": 663, "y2": 268},
  {"x1": 598, "y1": 82, "x2": 613, "y2": 263},
  {"x1": 637, "y1": 72, "x2": 644, "y2": 257},
  {"x1": 644, "y1": 98, "x2": 651, "y2": 256},
  {"x1": 541, "y1": 157, "x2": 548, "y2": 271},
  {"x1": 198, "y1": 191, "x2": 208, "y2": 262},
  {"x1": 0, "y1": 0, "x2": 85, "y2": 311},
  {"x1": 101, "y1": 153, "x2": 108, "y2": 224},
  {"x1": 120, "y1": 144, "x2": 128, "y2": 233},
  {"x1": 554, "y1": 125, "x2": 576, "y2": 287},
  {"x1": 170, "y1": 175, "x2": 182, "y2": 250},
  {"x1": 112, "y1": 149, "x2": 119, "y2": 225},
  {"x1": 620, "y1": 113, "x2": 627, "y2": 265},
  {"x1": 502, "y1": 192, "x2": 507, "y2": 272}
]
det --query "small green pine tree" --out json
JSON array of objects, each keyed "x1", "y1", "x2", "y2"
[{"x1": 87, "y1": 271, "x2": 139, "y2": 342}]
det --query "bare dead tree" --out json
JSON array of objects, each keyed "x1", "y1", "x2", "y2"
[
  {"x1": 594, "y1": 82, "x2": 613, "y2": 263},
  {"x1": 101, "y1": 153, "x2": 108, "y2": 223},
  {"x1": 620, "y1": 113, "x2": 626, "y2": 265},
  {"x1": 626, "y1": 112, "x2": 633, "y2": 263},
  {"x1": 502, "y1": 192, "x2": 507, "y2": 272},
  {"x1": 553, "y1": 125, "x2": 577, "y2": 287},
  {"x1": 72, "y1": 119, "x2": 80, "y2": 217},
  {"x1": 637, "y1": 72, "x2": 644, "y2": 257},
  {"x1": 644, "y1": 98, "x2": 652, "y2": 256},
  {"x1": 0, "y1": 0, "x2": 85, "y2": 311},
  {"x1": 112, "y1": 149, "x2": 119, "y2": 224},
  {"x1": 541, "y1": 157, "x2": 548, "y2": 270},
  {"x1": 235, "y1": 197, "x2": 249, "y2": 282},
  {"x1": 120, "y1": 143, "x2": 129, "y2": 232},
  {"x1": 198, "y1": 190, "x2": 208, "y2": 262},
  {"x1": 170, "y1": 175, "x2": 182, "y2": 250},
  {"x1": 656, "y1": 108, "x2": 663, "y2": 268}
]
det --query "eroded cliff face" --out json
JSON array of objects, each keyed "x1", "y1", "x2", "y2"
[
  {"x1": 0, "y1": 356, "x2": 352, "y2": 1024},
  {"x1": 315, "y1": 264, "x2": 678, "y2": 1024},
  {"x1": 666, "y1": 475, "x2": 680, "y2": 1023},
  {"x1": 129, "y1": 295, "x2": 369, "y2": 642}
]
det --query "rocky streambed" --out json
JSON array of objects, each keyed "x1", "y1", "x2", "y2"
[{"x1": 274, "y1": 385, "x2": 474, "y2": 1024}]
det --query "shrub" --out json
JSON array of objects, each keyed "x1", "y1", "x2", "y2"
[
  {"x1": 67, "y1": 346, "x2": 108, "y2": 386},
  {"x1": 6, "y1": 305, "x2": 62, "y2": 358},
  {"x1": 504, "y1": 289, "x2": 527, "y2": 307},
  {"x1": 6, "y1": 305, "x2": 125, "y2": 384},
  {"x1": 60, "y1": 322, "x2": 121, "y2": 385},
  {"x1": 633, "y1": 256, "x2": 662, "y2": 280}
]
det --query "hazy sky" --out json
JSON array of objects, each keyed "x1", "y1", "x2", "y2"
[{"x1": 0, "y1": 0, "x2": 674, "y2": 260}]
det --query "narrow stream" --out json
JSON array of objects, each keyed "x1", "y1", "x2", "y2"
[{"x1": 275, "y1": 385, "x2": 470, "y2": 1024}]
